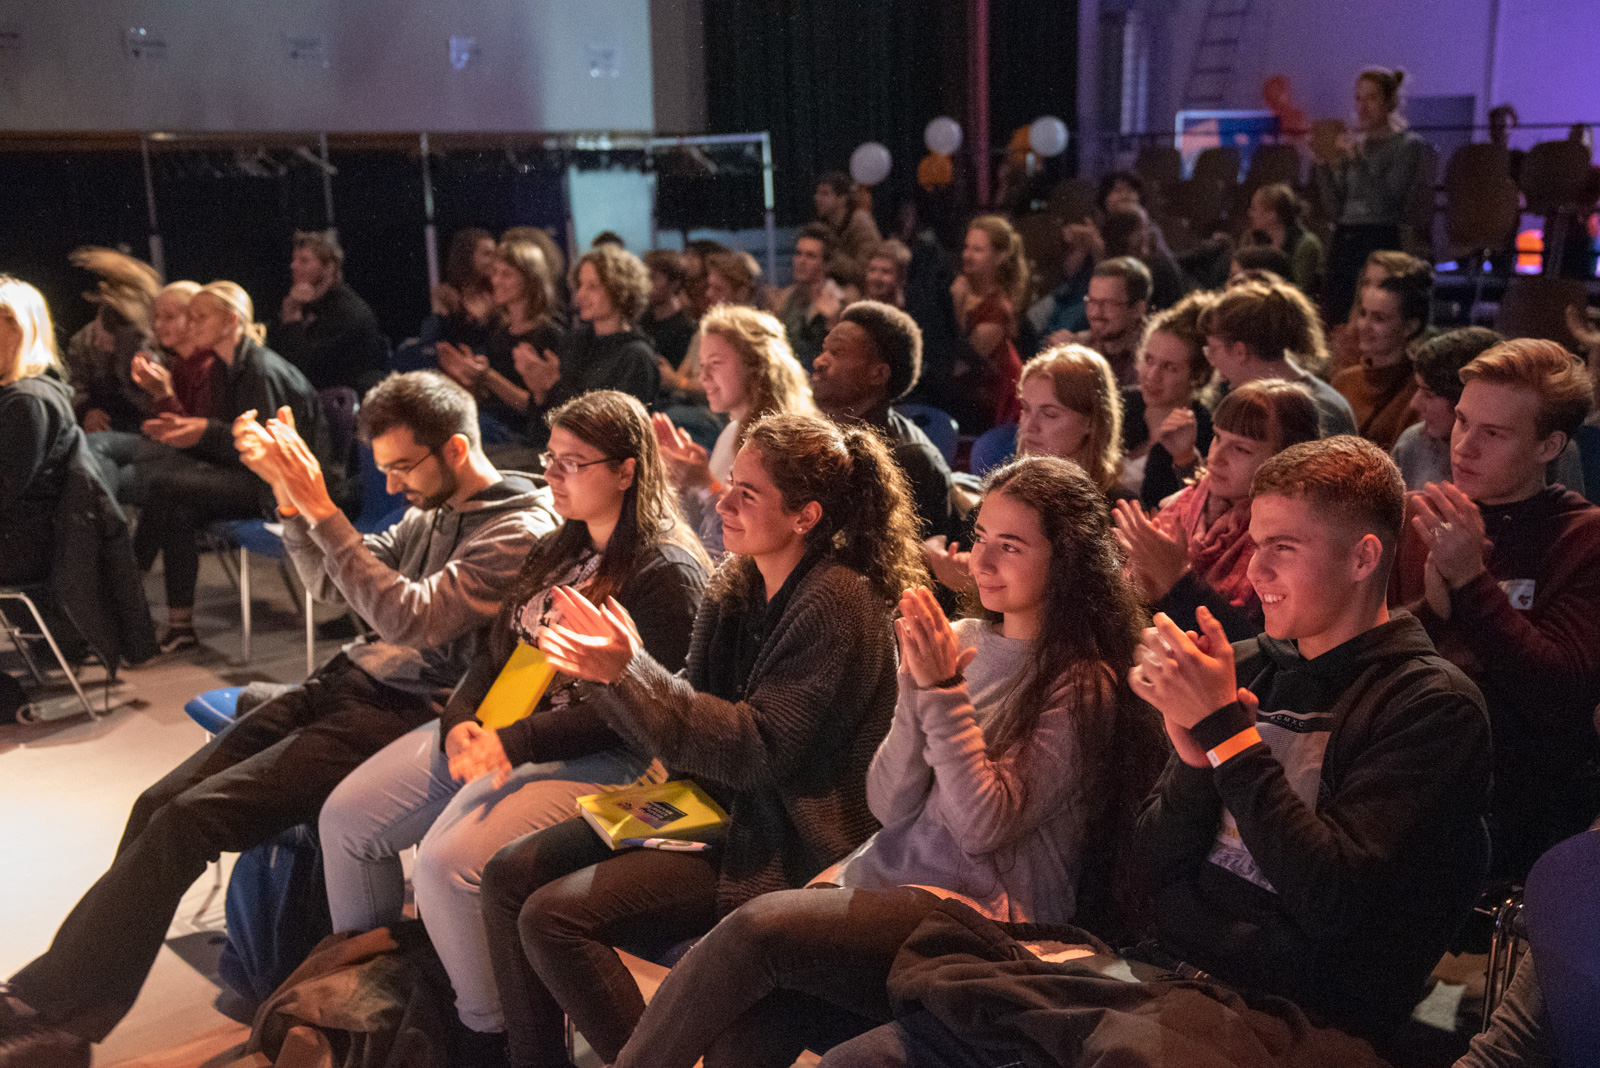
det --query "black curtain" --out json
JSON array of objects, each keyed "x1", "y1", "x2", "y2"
[{"x1": 703, "y1": 0, "x2": 1078, "y2": 228}]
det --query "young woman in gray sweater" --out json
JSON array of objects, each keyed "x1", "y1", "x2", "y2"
[
  {"x1": 479, "y1": 412, "x2": 928, "y2": 1068},
  {"x1": 607, "y1": 455, "x2": 1169, "y2": 1068}
]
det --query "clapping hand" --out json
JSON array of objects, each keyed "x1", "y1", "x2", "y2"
[
  {"x1": 263, "y1": 409, "x2": 337, "y2": 523},
  {"x1": 437, "y1": 341, "x2": 489, "y2": 393},
  {"x1": 652, "y1": 413, "x2": 713, "y2": 490},
  {"x1": 1112, "y1": 500, "x2": 1192, "y2": 603},
  {"x1": 1411, "y1": 481, "x2": 1489, "y2": 590},
  {"x1": 141, "y1": 412, "x2": 208, "y2": 449},
  {"x1": 445, "y1": 721, "x2": 514, "y2": 788},
  {"x1": 513, "y1": 345, "x2": 561, "y2": 404},
  {"x1": 538, "y1": 587, "x2": 642, "y2": 685},
  {"x1": 131, "y1": 352, "x2": 175, "y2": 402},
  {"x1": 1129, "y1": 607, "x2": 1250, "y2": 766},
  {"x1": 921, "y1": 535, "x2": 974, "y2": 594},
  {"x1": 234, "y1": 407, "x2": 289, "y2": 483},
  {"x1": 895, "y1": 587, "x2": 975, "y2": 689}
]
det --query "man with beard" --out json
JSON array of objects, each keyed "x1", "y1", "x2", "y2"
[{"x1": 0, "y1": 372, "x2": 554, "y2": 1067}]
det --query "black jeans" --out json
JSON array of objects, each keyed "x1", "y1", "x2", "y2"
[
  {"x1": 1322, "y1": 223, "x2": 1403, "y2": 326},
  {"x1": 136, "y1": 456, "x2": 262, "y2": 609},
  {"x1": 7, "y1": 655, "x2": 434, "y2": 1042},
  {"x1": 611, "y1": 886, "x2": 941, "y2": 1068},
  {"x1": 480, "y1": 815, "x2": 719, "y2": 1067}
]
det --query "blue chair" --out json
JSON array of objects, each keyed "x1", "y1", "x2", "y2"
[
  {"x1": 184, "y1": 686, "x2": 243, "y2": 735},
  {"x1": 894, "y1": 403, "x2": 960, "y2": 465},
  {"x1": 1523, "y1": 828, "x2": 1600, "y2": 1060},
  {"x1": 353, "y1": 441, "x2": 408, "y2": 535},
  {"x1": 969, "y1": 423, "x2": 1018, "y2": 476}
]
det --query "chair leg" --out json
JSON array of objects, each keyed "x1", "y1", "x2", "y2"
[
  {"x1": 1, "y1": 591, "x2": 95, "y2": 720},
  {"x1": 239, "y1": 546, "x2": 252, "y2": 664},
  {"x1": 0, "y1": 607, "x2": 46, "y2": 684}
]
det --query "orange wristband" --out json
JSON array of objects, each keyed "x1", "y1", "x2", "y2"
[{"x1": 1205, "y1": 725, "x2": 1262, "y2": 768}]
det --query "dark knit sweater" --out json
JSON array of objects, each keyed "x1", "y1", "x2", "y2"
[
  {"x1": 596, "y1": 556, "x2": 899, "y2": 916},
  {"x1": 267, "y1": 283, "x2": 389, "y2": 395},
  {"x1": 1135, "y1": 614, "x2": 1490, "y2": 1043},
  {"x1": 438, "y1": 540, "x2": 709, "y2": 768}
]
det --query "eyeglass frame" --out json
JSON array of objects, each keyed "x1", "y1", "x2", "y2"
[
  {"x1": 376, "y1": 447, "x2": 440, "y2": 478},
  {"x1": 539, "y1": 451, "x2": 615, "y2": 477}
]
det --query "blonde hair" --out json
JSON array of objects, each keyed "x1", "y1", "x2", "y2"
[
  {"x1": 158, "y1": 280, "x2": 202, "y2": 303},
  {"x1": 1461, "y1": 338, "x2": 1596, "y2": 442},
  {"x1": 0, "y1": 277, "x2": 60, "y2": 385},
  {"x1": 195, "y1": 281, "x2": 267, "y2": 344},
  {"x1": 1019, "y1": 344, "x2": 1123, "y2": 492},
  {"x1": 699, "y1": 304, "x2": 815, "y2": 447},
  {"x1": 967, "y1": 214, "x2": 1030, "y2": 309}
]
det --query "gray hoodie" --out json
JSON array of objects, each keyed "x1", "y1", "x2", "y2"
[{"x1": 281, "y1": 471, "x2": 557, "y2": 706}]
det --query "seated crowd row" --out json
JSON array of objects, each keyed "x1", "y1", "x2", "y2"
[{"x1": 0, "y1": 196, "x2": 1596, "y2": 1068}]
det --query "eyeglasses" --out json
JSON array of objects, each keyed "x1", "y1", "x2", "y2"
[
  {"x1": 377, "y1": 449, "x2": 438, "y2": 477},
  {"x1": 1085, "y1": 297, "x2": 1131, "y2": 311},
  {"x1": 539, "y1": 452, "x2": 613, "y2": 476}
]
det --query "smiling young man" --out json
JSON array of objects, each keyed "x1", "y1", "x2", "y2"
[
  {"x1": 1394, "y1": 337, "x2": 1600, "y2": 879},
  {"x1": 0, "y1": 372, "x2": 555, "y2": 1066},
  {"x1": 815, "y1": 437, "x2": 1491, "y2": 1068}
]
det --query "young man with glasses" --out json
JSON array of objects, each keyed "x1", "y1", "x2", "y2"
[
  {"x1": 1059, "y1": 256, "x2": 1151, "y2": 386},
  {"x1": 0, "y1": 371, "x2": 555, "y2": 1067}
]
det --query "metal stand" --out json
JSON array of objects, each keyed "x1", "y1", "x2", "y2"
[{"x1": 0, "y1": 589, "x2": 97, "y2": 719}]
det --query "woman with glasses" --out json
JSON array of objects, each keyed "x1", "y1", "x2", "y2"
[{"x1": 317, "y1": 390, "x2": 710, "y2": 1065}]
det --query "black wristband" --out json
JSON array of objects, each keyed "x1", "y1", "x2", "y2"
[{"x1": 931, "y1": 671, "x2": 965, "y2": 690}]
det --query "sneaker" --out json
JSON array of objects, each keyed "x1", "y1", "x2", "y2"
[{"x1": 157, "y1": 626, "x2": 198, "y2": 655}]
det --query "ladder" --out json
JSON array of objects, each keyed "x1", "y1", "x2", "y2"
[{"x1": 1182, "y1": 0, "x2": 1253, "y2": 110}]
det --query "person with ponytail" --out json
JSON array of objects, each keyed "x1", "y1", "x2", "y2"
[
  {"x1": 1314, "y1": 67, "x2": 1428, "y2": 326},
  {"x1": 317, "y1": 391, "x2": 709, "y2": 1064},
  {"x1": 950, "y1": 214, "x2": 1028, "y2": 432},
  {"x1": 1198, "y1": 277, "x2": 1356, "y2": 439},
  {"x1": 135, "y1": 279, "x2": 331, "y2": 651},
  {"x1": 604, "y1": 455, "x2": 1169, "y2": 1068},
  {"x1": 477, "y1": 412, "x2": 925, "y2": 1067}
]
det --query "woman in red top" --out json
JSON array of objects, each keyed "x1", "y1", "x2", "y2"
[{"x1": 950, "y1": 215, "x2": 1027, "y2": 432}]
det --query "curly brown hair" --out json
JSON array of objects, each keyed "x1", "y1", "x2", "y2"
[
  {"x1": 698, "y1": 304, "x2": 816, "y2": 448},
  {"x1": 974, "y1": 456, "x2": 1167, "y2": 941},
  {"x1": 719, "y1": 412, "x2": 929, "y2": 605},
  {"x1": 573, "y1": 245, "x2": 652, "y2": 325}
]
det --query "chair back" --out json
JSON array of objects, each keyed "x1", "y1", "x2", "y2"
[
  {"x1": 1241, "y1": 143, "x2": 1303, "y2": 195},
  {"x1": 1134, "y1": 145, "x2": 1183, "y2": 205},
  {"x1": 1443, "y1": 144, "x2": 1521, "y2": 255},
  {"x1": 1523, "y1": 827, "x2": 1600, "y2": 1063},
  {"x1": 893, "y1": 403, "x2": 959, "y2": 464},
  {"x1": 317, "y1": 386, "x2": 360, "y2": 473},
  {"x1": 1521, "y1": 139, "x2": 1598, "y2": 215},
  {"x1": 969, "y1": 423, "x2": 1018, "y2": 477},
  {"x1": 352, "y1": 442, "x2": 408, "y2": 532},
  {"x1": 1495, "y1": 276, "x2": 1589, "y2": 347}
]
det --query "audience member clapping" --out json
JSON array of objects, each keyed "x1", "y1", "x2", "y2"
[
  {"x1": 1332, "y1": 268, "x2": 1432, "y2": 448},
  {"x1": 477, "y1": 412, "x2": 925, "y2": 1066},
  {"x1": 425, "y1": 226, "x2": 498, "y2": 350},
  {"x1": 1118, "y1": 292, "x2": 1216, "y2": 507},
  {"x1": 1393, "y1": 339, "x2": 1600, "y2": 880},
  {"x1": 653, "y1": 304, "x2": 814, "y2": 554},
  {"x1": 605, "y1": 456, "x2": 1168, "y2": 1068},
  {"x1": 1115, "y1": 378, "x2": 1320, "y2": 642}
]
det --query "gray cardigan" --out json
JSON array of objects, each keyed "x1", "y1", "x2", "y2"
[
  {"x1": 595, "y1": 556, "x2": 899, "y2": 915},
  {"x1": 282, "y1": 472, "x2": 557, "y2": 705}
]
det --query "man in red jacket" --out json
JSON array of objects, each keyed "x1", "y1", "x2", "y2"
[{"x1": 1396, "y1": 337, "x2": 1600, "y2": 880}]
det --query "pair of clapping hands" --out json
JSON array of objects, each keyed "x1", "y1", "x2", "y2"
[
  {"x1": 1132, "y1": 606, "x2": 1258, "y2": 768},
  {"x1": 446, "y1": 587, "x2": 644, "y2": 789},
  {"x1": 231, "y1": 406, "x2": 336, "y2": 523}
]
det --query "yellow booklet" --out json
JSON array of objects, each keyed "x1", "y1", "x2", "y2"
[
  {"x1": 576, "y1": 780, "x2": 730, "y2": 850},
  {"x1": 476, "y1": 642, "x2": 557, "y2": 730}
]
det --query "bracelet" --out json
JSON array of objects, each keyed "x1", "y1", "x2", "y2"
[
  {"x1": 930, "y1": 670, "x2": 965, "y2": 690},
  {"x1": 1205, "y1": 725, "x2": 1262, "y2": 768}
]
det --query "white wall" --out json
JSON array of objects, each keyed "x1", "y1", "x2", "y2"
[
  {"x1": 1120, "y1": 0, "x2": 1598, "y2": 146},
  {"x1": 0, "y1": 0, "x2": 655, "y2": 132}
]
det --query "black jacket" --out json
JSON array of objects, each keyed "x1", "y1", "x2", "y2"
[
  {"x1": 267, "y1": 284, "x2": 389, "y2": 395},
  {"x1": 1121, "y1": 388, "x2": 1214, "y2": 511},
  {"x1": 439, "y1": 540, "x2": 709, "y2": 767},
  {"x1": 527, "y1": 327, "x2": 660, "y2": 449},
  {"x1": 0, "y1": 371, "x2": 80, "y2": 569},
  {"x1": 879, "y1": 409, "x2": 956, "y2": 541},
  {"x1": 1135, "y1": 613, "x2": 1491, "y2": 1043}
]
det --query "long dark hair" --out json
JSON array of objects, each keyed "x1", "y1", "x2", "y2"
[
  {"x1": 973, "y1": 456, "x2": 1168, "y2": 941},
  {"x1": 717, "y1": 412, "x2": 928, "y2": 605},
  {"x1": 444, "y1": 227, "x2": 494, "y2": 293},
  {"x1": 503, "y1": 390, "x2": 707, "y2": 610}
]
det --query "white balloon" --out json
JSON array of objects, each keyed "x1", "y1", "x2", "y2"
[
  {"x1": 1028, "y1": 116, "x2": 1070, "y2": 157},
  {"x1": 924, "y1": 117, "x2": 963, "y2": 156},
  {"x1": 849, "y1": 142, "x2": 893, "y2": 186}
]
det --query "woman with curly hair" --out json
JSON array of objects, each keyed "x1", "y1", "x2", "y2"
[
  {"x1": 951, "y1": 214, "x2": 1029, "y2": 431},
  {"x1": 605, "y1": 455, "x2": 1169, "y2": 1068},
  {"x1": 480, "y1": 411, "x2": 927, "y2": 1067},
  {"x1": 317, "y1": 390, "x2": 709, "y2": 1061},
  {"x1": 652, "y1": 303, "x2": 815, "y2": 554}
]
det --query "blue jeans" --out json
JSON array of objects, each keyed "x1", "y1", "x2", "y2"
[{"x1": 318, "y1": 719, "x2": 647, "y2": 1032}]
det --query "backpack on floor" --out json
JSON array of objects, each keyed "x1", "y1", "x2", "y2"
[{"x1": 219, "y1": 823, "x2": 335, "y2": 1005}]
